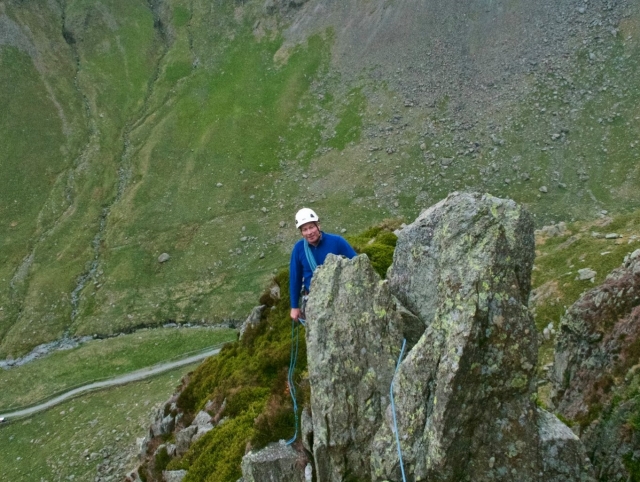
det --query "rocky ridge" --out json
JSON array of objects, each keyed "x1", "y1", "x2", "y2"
[
  {"x1": 242, "y1": 192, "x2": 595, "y2": 481},
  {"x1": 551, "y1": 248, "x2": 640, "y2": 480},
  {"x1": 130, "y1": 193, "x2": 640, "y2": 481}
]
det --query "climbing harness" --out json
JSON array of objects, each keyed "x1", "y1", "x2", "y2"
[
  {"x1": 391, "y1": 338, "x2": 408, "y2": 482},
  {"x1": 297, "y1": 294, "x2": 308, "y2": 326}
]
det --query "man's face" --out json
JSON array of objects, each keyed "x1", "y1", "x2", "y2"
[{"x1": 300, "y1": 222, "x2": 320, "y2": 245}]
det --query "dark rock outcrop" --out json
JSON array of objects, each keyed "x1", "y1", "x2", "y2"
[{"x1": 552, "y1": 249, "x2": 640, "y2": 480}]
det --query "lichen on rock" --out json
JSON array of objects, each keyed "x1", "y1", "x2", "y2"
[
  {"x1": 305, "y1": 253, "x2": 409, "y2": 482},
  {"x1": 234, "y1": 193, "x2": 598, "y2": 482},
  {"x1": 371, "y1": 192, "x2": 546, "y2": 481}
]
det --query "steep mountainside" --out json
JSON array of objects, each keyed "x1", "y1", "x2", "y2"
[{"x1": 1, "y1": 0, "x2": 639, "y2": 356}]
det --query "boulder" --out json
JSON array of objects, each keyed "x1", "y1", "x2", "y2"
[
  {"x1": 136, "y1": 436, "x2": 148, "y2": 457},
  {"x1": 165, "y1": 443, "x2": 177, "y2": 457},
  {"x1": 538, "y1": 409, "x2": 595, "y2": 481},
  {"x1": 239, "y1": 305, "x2": 266, "y2": 339},
  {"x1": 150, "y1": 412, "x2": 175, "y2": 438},
  {"x1": 191, "y1": 424, "x2": 214, "y2": 444},
  {"x1": 175, "y1": 426, "x2": 197, "y2": 455},
  {"x1": 371, "y1": 192, "x2": 542, "y2": 481},
  {"x1": 552, "y1": 249, "x2": 640, "y2": 479},
  {"x1": 125, "y1": 468, "x2": 143, "y2": 482},
  {"x1": 162, "y1": 470, "x2": 187, "y2": 482},
  {"x1": 191, "y1": 410, "x2": 213, "y2": 428},
  {"x1": 537, "y1": 222, "x2": 568, "y2": 238},
  {"x1": 576, "y1": 268, "x2": 596, "y2": 281},
  {"x1": 305, "y1": 254, "x2": 408, "y2": 482},
  {"x1": 241, "y1": 442, "x2": 306, "y2": 482}
]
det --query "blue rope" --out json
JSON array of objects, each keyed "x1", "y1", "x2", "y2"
[
  {"x1": 285, "y1": 318, "x2": 301, "y2": 445},
  {"x1": 391, "y1": 338, "x2": 408, "y2": 482},
  {"x1": 303, "y1": 240, "x2": 318, "y2": 272}
]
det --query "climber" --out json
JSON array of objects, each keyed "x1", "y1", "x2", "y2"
[{"x1": 289, "y1": 208, "x2": 357, "y2": 321}]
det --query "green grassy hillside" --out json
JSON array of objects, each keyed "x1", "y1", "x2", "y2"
[
  {"x1": 0, "y1": 326, "x2": 235, "y2": 411},
  {"x1": 531, "y1": 210, "x2": 640, "y2": 369},
  {"x1": 1, "y1": 0, "x2": 639, "y2": 357},
  {"x1": 0, "y1": 365, "x2": 194, "y2": 482}
]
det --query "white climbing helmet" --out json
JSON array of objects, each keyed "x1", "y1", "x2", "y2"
[{"x1": 295, "y1": 208, "x2": 319, "y2": 229}]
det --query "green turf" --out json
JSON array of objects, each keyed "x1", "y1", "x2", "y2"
[
  {"x1": 69, "y1": 28, "x2": 333, "y2": 336},
  {"x1": 328, "y1": 87, "x2": 366, "y2": 150}
]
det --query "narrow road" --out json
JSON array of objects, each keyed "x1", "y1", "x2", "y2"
[{"x1": 0, "y1": 347, "x2": 221, "y2": 421}]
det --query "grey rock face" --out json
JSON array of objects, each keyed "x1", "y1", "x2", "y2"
[
  {"x1": 191, "y1": 410, "x2": 212, "y2": 428},
  {"x1": 371, "y1": 192, "x2": 542, "y2": 481},
  {"x1": 175, "y1": 426, "x2": 197, "y2": 456},
  {"x1": 538, "y1": 409, "x2": 595, "y2": 482},
  {"x1": 162, "y1": 470, "x2": 187, "y2": 482},
  {"x1": 305, "y1": 254, "x2": 406, "y2": 482},
  {"x1": 300, "y1": 407, "x2": 313, "y2": 454},
  {"x1": 388, "y1": 192, "x2": 534, "y2": 328},
  {"x1": 150, "y1": 411, "x2": 175, "y2": 438},
  {"x1": 239, "y1": 305, "x2": 266, "y2": 339},
  {"x1": 241, "y1": 443, "x2": 306, "y2": 482}
]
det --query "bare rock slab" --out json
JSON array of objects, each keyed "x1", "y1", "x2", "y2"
[
  {"x1": 305, "y1": 254, "x2": 408, "y2": 482},
  {"x1": 239, "y1": 305, "x2": 266, "y2": 339}
]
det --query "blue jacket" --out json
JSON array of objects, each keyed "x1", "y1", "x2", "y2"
[{"x1": 289, "y1": 232, "x2": 357, "y2": 308}]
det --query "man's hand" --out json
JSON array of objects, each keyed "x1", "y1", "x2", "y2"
[{"x1": 290, "y1": 308, "x2": 301, "y2": 321}]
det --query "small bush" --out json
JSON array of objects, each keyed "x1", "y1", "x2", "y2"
[
  {"x1": 347, "y1": 220, "x2": 399, "y2": 278},
  {"x1": 360, "y1": 243, "x2": 395, "y2": 278}
]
